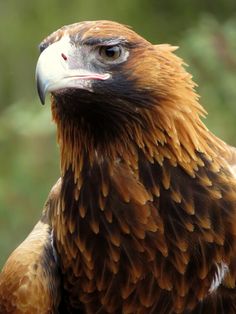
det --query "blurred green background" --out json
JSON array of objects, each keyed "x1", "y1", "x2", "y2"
[{"x1": 0, "y1": 0, "x2": 236, "y2": 268}]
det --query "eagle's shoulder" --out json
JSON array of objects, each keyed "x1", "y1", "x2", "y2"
[{"x1": 0, "y1": 179, "x2": 62, "y2": 314}]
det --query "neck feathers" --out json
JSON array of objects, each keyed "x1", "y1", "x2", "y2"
[{"x1": 51, "y1": 93, "x2": 225, "y2": 183}]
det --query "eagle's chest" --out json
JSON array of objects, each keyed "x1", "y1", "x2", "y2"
[
  {"x1": 53, "y1": 161, "x2": 236, "y2": 313},
  {"x1": 53, "y1": 163, "x2": 168, "y2": 312}
]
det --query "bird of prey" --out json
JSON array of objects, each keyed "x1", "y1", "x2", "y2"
[{"x1": 0, "y1": 20, "x2": 236, "y2": 314}]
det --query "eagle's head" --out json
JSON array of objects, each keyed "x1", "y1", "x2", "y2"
[
  {"x1": 36, "y1": 21, "x2": 156, "y2": 131},
  {"x1": 36, "y1": 20, "x2": 152, "y2": 104}
]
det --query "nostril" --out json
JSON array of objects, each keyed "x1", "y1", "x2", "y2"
[{"x1": 61, "y1": 53, "x2": 68, "y2": 61}]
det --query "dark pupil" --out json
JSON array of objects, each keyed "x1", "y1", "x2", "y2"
[{"x1": 105, "y1": 46, "x2": 118, "y2": 58}]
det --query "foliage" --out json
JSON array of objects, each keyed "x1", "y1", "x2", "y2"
[
  {"x1": 180, "y1": 15, "x2": 236, "y2": 143},
  {"x1": 0, "y1": 1, "x2": 235, "y2": 267}
]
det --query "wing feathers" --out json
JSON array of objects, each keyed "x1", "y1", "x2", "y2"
[{"x1": 0, "y1": 220, "x2": 61, "y2": 314}]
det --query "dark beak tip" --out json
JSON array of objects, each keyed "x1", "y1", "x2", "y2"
[
  {"x1": 36, "y1": 76, "x2": 46, "y2": 105},
  {"x1": 39, "y1": 94, "x2": 46, "y2": 105}
]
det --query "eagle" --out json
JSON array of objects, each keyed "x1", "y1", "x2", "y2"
[{"x1": 0, "y1": 20, "x2": 236, "y2": 314}]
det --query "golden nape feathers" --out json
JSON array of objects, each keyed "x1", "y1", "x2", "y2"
[{"x1": 1, "y1": 20, "x2": 236, "y2": 313}]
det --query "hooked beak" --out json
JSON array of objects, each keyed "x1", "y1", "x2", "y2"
[{"x1": 35, "y1": 36, "x2": 110, "y2": 104}]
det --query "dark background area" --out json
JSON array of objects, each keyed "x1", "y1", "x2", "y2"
[{"x1": 0, "y1": 0, "x2": 236, "y2": 267}]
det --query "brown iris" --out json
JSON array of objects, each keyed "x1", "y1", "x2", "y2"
[{"x1": 99, "y1": 45, "x2": 122, "y2": 61}]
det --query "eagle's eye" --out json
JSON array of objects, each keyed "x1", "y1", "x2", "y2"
[{"x1": 98, "y1": 45, "x2": 122, "y2": 62}]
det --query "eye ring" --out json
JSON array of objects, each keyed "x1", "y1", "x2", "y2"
[{"x1": 98, "y1": 45, "x2": 122, "y2": 62}]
